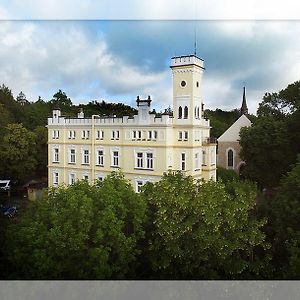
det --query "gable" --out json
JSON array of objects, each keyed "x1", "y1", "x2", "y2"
[{"x1": 217, "y1": 114, "x2": 252, "y2": 142}]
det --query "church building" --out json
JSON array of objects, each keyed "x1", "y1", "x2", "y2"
[
  {"x1": 47, "y1": 55, "x2": 217, "y2": 192},
  {"x1": 217, "y1": 87, "x2": 252, "y2": 174}
]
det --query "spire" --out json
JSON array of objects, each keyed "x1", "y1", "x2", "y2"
[{"x1": 240, "y1": 86, "x2": 248, "y2": 115}]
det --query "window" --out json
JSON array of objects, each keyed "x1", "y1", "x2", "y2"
[
  {"x1": 53, "y1": 148, "x2": 59, "y2": 163},
  {"x1": 82, "y1": 130, "x2": 90, "y2": 139},
  {"x1": 227, "y1": 149, "x2": 234, "y2": 168},
  {"x1": 180, "y1": 80, "x2": 186, "y2": 87},
  {"x1": 197, "y1": 107, "x2": 200, "y2": 119},
  {"x1": 181, "y1": 153, "x2": 186, "y2": 171},
  {"x1": 111, "y1": 130, "x2": 120, "y2": 140},
  {"x1": 69, "y1": 149, "x2": 76, "y2": 164},
  {"x1": 153, "y1": 130, "x2": 158, "y2": 140},
  {"x1": 52, "y1": 130, "x2": 59, "y2": 139},
  {"x1": 136, "y1": 152, "x2": 143, "y2": 168},
  {"x1": 147, "y1": 153, "x2": 154, "y2": 169},
  {"x1": 132, "y1": 130, "x2": 137, "y2": 140},
  {"x1": 184, "y1": 131, "x2": 188, "y2": 141},
  {"x1": 112, "y1": 151, "x2": 119, "y2": 167},
  {"x1": 137, "y1": 130, "x2": 142, "y2": 140},
  {"x1": 69, "y1": 173, "x2": 76, "y2": 185},
  {"x1": 135, "y1": 151, "x2": 154, "y2": 170},
  {"x1": 136, "y1": 181, "x2": 144, "y2": 193},
  {"x1": 202, "y1": 150, "x2": 206, "y2": 166},
  {"x1": 195, "y1": 153, "x2": 200, "y2": 170},
  {"x1": 53, "y1": 172, "x2": 59, "y2": 186},
  {"x1": 82, "y1": 149, "x2": 90, "y2": 165},
  {"x1": 148, "y1": 131, "x2": 152, "y2": 140},
  {"x1": 97, "y1": 175, "x2": 104, "y2": 181},
  {"x1": 178, "y1": 131, "x2": 183, "y2": 141},
  {"x1": 97, "y1": 150, "x2": 104, "y2": 166},
  {"x1": 178, "y1": 106, "x2": 182, "y2": 119},
  {"x1": 83, "y1": 175, "x2": 89, "y2": 181},
  {"x1": 211, "y1": 149, "x2": 216, "y2": 166},
  {"x1": 68, "y1": 130, "x2": 75, "y2": 139},
  {"x1": 96, "y1": 130, "x2": 104, "y2": 140},
  {"x1": 184, "y1": 106, "x2": 188, "y2": 119}
]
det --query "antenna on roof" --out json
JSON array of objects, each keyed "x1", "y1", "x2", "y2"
[{"x1": 193, "y1": 0, "x2": 197, "y2": 56}]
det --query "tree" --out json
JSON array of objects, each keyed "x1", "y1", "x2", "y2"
[
  {"x1": 0, "y1": 123, "x2": 37, "y2": 183},
  {"x1": 240, "y1": 81, "x2": 300, "y2": 188},
  {"x1": 16, "y1": 91, "x2": 29, "y2": 105},
  {"x1": 4, "y1": 173, "x2": 146, "y2": 279},
  {"x1": 33, "y1": 126, "x2": 48, "y2": 177},
  {"x1": 261, "y1": 155, "x2": 300, "y2": 278},
  {"x1": 49, "y1": 89, "x2": 74, "y2": 115},
  {"x1": 141, "y1": 171, "x2": 268, "y2": 279}
]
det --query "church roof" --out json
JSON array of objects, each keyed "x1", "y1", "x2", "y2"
[{"x1": 217, "y1": 114, "x2": 252, "y2": 142}]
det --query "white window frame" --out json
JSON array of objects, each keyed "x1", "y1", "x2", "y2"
[
  {"x1": 178, "y1": 131, "x2": 183, "y2": 141},
  {"x1": 202, "y1": 150, "x2": 206, "y2": 166},
  {"x1": 82, "y1": 149, "x2": 90, "y2": 165},
  {"x1": 211, "y1": 148, "x2": 216, "y2": 166},
  {"x1": 97, "y1": 149, "x2": 104, "y2": 166},
  {"x1": 69, "y1": 173, "x2": 76, "y2": 185},
  {"x1": 136, "y1": 180, "x2": 144, "y2": 193},
  {"x1": 69, "y1": 148, "x2": 76, "y2": 164},
  {"x1": 52, "y1": 130, "x2": 59, "y2": 139},
  {"x1": 53, "y1": 172, "x2": 59, "y2": 186},
  {"x1": 53, "y1": 147, "x2": 59, "y2": 163},
  {"x1": 136, "y1": 152, "x2": 143, "y2": 168},
  {"x1": 181, "y1": 152, "x2": 186, "y2": 171},
  {"x1": 184, "y1": 131, "x2": 188, "y2": 141},
  {"x1": 111, "y1": 150, "x2": 119, "y2": 167},
  {"x1": 195, "y1": 152, "x2": 200, "y2": 170}
]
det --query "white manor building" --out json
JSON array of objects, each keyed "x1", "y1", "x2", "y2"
[{"x1": 47, "y1": 55, "x2": 217, "y2": 192}]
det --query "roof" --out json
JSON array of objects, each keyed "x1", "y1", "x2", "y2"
[{"x1": 217, "y1": 114, "x2": 252, "y2": 142}]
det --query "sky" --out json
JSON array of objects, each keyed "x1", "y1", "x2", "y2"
[{"x1": 0, "y1": 1, "x2": 300, "y2": 114}]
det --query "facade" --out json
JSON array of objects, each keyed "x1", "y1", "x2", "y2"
[
  {"x1": 217, "y1": 87, "x2": 251, "y2": 173},
  {"x1": 47, "y1": 55, "x2": 217, "y2": 192}
]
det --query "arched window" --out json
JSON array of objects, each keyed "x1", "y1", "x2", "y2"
[
  {"x1": 184, "y1": 106, "x2": 188, "y2": 119},
  {"x1": 178, "y1": 106, "x2": 182, "y2": 119},
  {"x1": 227, "y1": 149, "x2": 234, "y2": 168}
]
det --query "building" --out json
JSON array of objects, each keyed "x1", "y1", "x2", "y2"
[
  {"x1": 47, "y1": 55, "x2": 217, "y2": 192},
  {"x1": 217, "y1": 87, "x2": 251, "y2": 174}
]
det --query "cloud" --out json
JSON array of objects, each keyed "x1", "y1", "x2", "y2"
[
  {"x1": 1, "y1": 0, "x2": 300, "y2": 19},
  {"x1": 0, "y1": 21, "x2": 169, "y2": 111},
  {"x1": 0, "y1": 20, "x2": 300, "y2": 115}
]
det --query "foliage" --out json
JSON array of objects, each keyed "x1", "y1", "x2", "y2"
[
  {"x1": 82, "y1": 100, "x2": 137, "y2": 117},
  {"x1": 4, "y1": 172, "x2": 146, "y2": 279},
  {"x1": 240, "y1": 81, "x2": 300, "y2": 188},
  {"x1": 217, "y1": 167, "x2": 239, "y2": 183},
  {"x1": 34, "y1": 126, "x2": 48, "y2": 177},
  {"x1": 141, "y1": 171, "x2": 268, "y2": 279},
  {"x1": 0, "y1": 123, "x2": 37, "y2": 183},
  {"x1": 258, "y1": 155, "x2": 300, "y2": 278}
]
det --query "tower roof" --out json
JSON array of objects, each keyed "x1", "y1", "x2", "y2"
[{"x1": 240, "y1": 86, "x2": 248, "y2": 115}]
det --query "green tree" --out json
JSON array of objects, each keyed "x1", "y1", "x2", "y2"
[
  {"x1": 4, "y1": 172, "x2": 146, "y2": 279},
  {"x1": 261, "y1": 155, "x2": 300, "y2": 278},
  {"x1": 240, "y1": 81, "x2": 300, "y2": 188},
  {"x1": 0, "y1": 123, "x2": 37, "y2": 183},
  {"x1": 33, "y1": 126, "x2": 48, "y2": 177},
  {"x1": 141, "y1": 171, "x2": 268, "y2": 279}
]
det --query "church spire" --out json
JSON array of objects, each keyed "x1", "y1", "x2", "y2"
[{"x1": 240, "y1": 86, "x2": 248, "y2": 115}]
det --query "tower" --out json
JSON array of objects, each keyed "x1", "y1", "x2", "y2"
[
  {"x1": 240, "y1": 86, "x2": 248, "y2": 115},
  {"x1": 170, "y1": 55, "x2": 205, "y2": 125}
]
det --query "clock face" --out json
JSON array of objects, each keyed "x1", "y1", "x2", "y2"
[{"x1": 180, "y1": 80, "x2": 186, "y2": 87}]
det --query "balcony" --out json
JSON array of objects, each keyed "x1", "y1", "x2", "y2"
[{"x1": 202, "y1": 137, "x2": 217, "y2": 145}]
